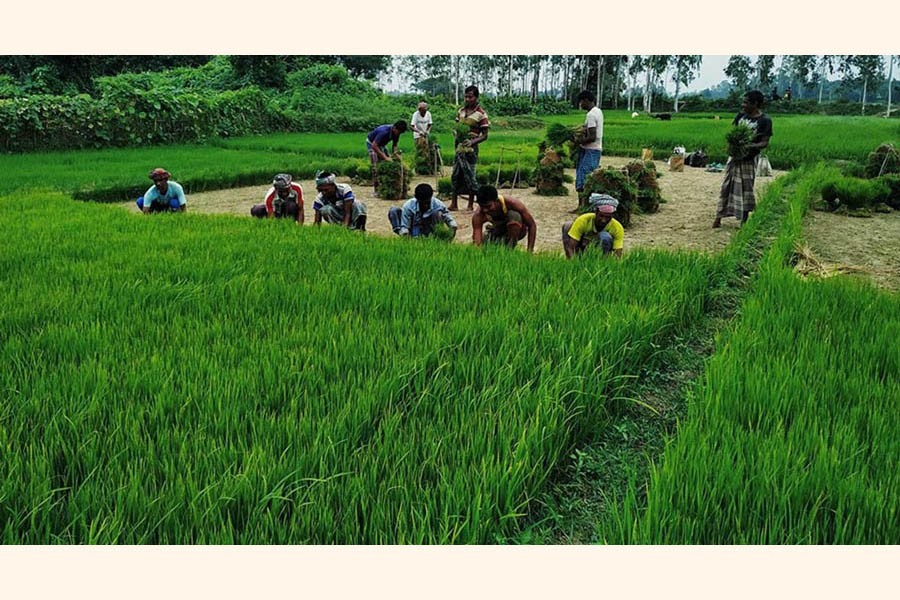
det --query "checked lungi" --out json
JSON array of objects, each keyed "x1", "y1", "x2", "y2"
[{"x1": 716, "y1": 156, "x2": 757, "y2": 218}]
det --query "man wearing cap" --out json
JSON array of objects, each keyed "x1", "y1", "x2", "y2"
[
  {"x1": 367, "y1": 120, "x2": 409, "y2": 189},
  {"x1": 312, "y1": 171, "x2": 367, "y2": 231},
  {"x1": 411, "y1": 102, "x2": 433, "y2": 151},
  {"x1": 137, "y1": 168, "x2": 186, "y2": 214},
  {"x1": 388, "y1": 183, "x2": 457, "y2": 239},
  {"x1": 471, "y1": 185, "x2": 536, "y2": 253},
  {"x1": 251, "y1": 174, "x2": 304, "y2": 224},
  {"x1": 562, "y1": 193, "x2": 624, "y2": 258}
]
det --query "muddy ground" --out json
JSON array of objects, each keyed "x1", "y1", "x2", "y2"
[
  {"x1": 126, "y1": 156, "x2": 785, "y2": 256},
  {"x1": 802, "y1": 208, "x2": 900, "y2": 292}
]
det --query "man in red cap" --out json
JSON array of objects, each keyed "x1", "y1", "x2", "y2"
[
  {"x1": 562, "y1": 193, "x2": 624, "y2": 258},
  {"x1": 137, "y1": 168, "x2": 187, "y2": 214}
]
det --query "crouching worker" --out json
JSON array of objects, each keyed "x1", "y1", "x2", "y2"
[
  {"x1": 137, "y1": 168, "x2": 186, "y2": 213},
  {"x1": 251, "y1": 173, "x2": 304, "y2": 224},
  {"x1": 388, "y1": 183, "x2": 458, "y2": 239},
  {"x1": 471, "y1": 185, "x2": 537, "y2": 253},
  {"x1": 562, "y1": 193, "x2": 624, "y2": 258},
  {"x1": 312, "y1": 171, "x2": 367, "y2": 231}
]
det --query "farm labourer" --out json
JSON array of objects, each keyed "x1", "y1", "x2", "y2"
[
  {"x1": 410, "y1": 102, "x2": 433, "y2": 150},
  {"x1": 449, "y1": 85, "x2": 490, "y2": 212},
  {"x1": 250, "y1": 173, "x2": 304, "y2": 224},
  {"x1": 562, "y1": 193, "x2": 624, "y2": 259},
  {"x1": 471, "y1": 185, "x2": 536, "y2": 253},
  {"x1": 313, "y1": 171, "x2": 367, "y2": 231},
  {"x1": 388, "y1": 183, "x2": 458, "y2": 239},
  {"x1": 137, "y1": 168, "x2": 186, "y2": 213},
  {"x1": 367, "y1": 120, "x2": 408, "y2": 189},
  {"x1": 575, "y1": 90, "x2": 604, "y2": 200},
  {"x1": 713, "y1": 89, "x2": 773, "y2": 229}
]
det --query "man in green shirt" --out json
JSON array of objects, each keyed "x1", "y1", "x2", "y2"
[{"x1": 562, "y1": 193, "x2": 624, "y2": 258}]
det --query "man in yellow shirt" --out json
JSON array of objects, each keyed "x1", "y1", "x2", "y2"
[{"x1": 562, "y1": 193, "x2": 624, "y2": 258}]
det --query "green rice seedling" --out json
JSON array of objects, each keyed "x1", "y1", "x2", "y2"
[
  {"x1": 599, "y1": 165, "x2": 900, "y2": 544},
  {"x1": 726, "y1": 123, "x2": 755, "y2": 159},
  {"x1": 580, "y1": 168, "x2": 638, "y2": 226},
  {"x1": 0, "y1": 190, "x2": 714, "y2": 543},
  {"x1": 820, "y1": 176, "x2": 890, "y2": 210}
]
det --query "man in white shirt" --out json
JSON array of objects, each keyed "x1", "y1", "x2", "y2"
[
  {"x1": 575, "y1": 90, "x2": 604, "y2": 202},
  {"x1": 410, "y1": 101, "x2": 433, "y2": 150}
]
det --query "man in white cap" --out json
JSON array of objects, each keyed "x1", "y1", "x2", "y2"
[
  {"x1": 312, "y1": 171, "x2": 367, "y2": 230},
  {"x1": 250, "y1": 173, "x2": 304, "y2": 224},
  {"x1": 410, "y1": 102, "x2": 433, "y2": 151},
  {"x1": 562, "y1": 193, "x2": 624, "y2": 258}
]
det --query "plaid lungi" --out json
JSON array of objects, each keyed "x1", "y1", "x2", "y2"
[
  {"x1": 716, "y1": 157, "x2": 757, "y2": 218},
  {"x1": 451, "y1": 151, "x2": 479, "y2": 196}
]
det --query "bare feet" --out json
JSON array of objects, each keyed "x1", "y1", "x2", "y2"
[{"x1": 712, "y1": 217, "x2": 721, "y2": 229}]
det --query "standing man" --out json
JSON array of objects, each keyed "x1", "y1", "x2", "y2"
[
  {"x1": 450, "y1": 85, "x2": 490, "y2": 212},
  {"x1": 575, "y1": 90, "x2": 604, "y2": 203},
  {"x1": 137, "y1": 168, "x2": 186, "y2": 214},
  {"x1": 471, "y1": 185, "x2": 536, "y2": 253},
  {"x1": 410, "y1": 102, "x2": 433, "y2": 151},
  {"x1": 367, "y1": 120, "x2": 408, "y2": 190},
  {"x1": 713, "y1": 90, "x2": 773, "y2": 228},
  {"x1": 250, "y1": 173, "x2": 304, "y2": 224},
  {"x1": 313, "y1": 171, "x2": 367, "y2": 231},
  {"x1": 388, "y1": 183, "x2": 458, "y2": 239},
  {"x1": 562, "y1": 193, "x2": 624, "y2": 258}
]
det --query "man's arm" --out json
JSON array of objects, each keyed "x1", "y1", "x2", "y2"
[
  {"x1": 749, "y1": 135, "x2": 771, "y2": 152},
  {"x1": 372, "y1": 140, "x2": 391, "y2": 161},
  {"x1": 264, "y1": 189, "x2": 275, "y2": 217},
  {"x1": 583, "y1": 126, "x2": 597, "y2": 144},
  {"x1": 294, "y1": 185, "x2": 305, "y2": 225},
  {"x1": 464, "y1": 127, "x2": 489, "y2": 148},
  {"x1": 399, "y1": 203, "x2": 413, "y2": 235},
  {"x1": 472, "y1": 211, "x2": 485, "y2": 246},
  {"x1": 174, "y1": 185, "x2": 187, "y2": 211},
  {"x1": 507, "y1": 198, "x2": 537, "y2": 253}
]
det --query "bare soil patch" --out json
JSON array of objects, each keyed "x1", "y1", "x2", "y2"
[
  {"x1": 802, "y1": 209, "x2": 900, "y2": 292},
  {"x1": 125, "y1": 156, "x2": 785, "y2": 256}
]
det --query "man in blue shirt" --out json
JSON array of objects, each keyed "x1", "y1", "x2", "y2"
[
  {"x1": 388, "y1": 183, "x2": 458, "y2": 239},
  {"x1": 136, "y1": 168, "x2": 187, "y2": 214},
  {"x1": 367, "y1": 120, "x2": 408, "y2": 189}
]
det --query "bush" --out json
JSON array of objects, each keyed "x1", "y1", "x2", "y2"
[{"x1": 483, "y1": 95, "x2": 533, "y2": 116}]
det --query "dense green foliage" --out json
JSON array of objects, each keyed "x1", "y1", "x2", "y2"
[
  {"x1": 0, "y1": 193, "x2": 715, "y2": 543},
  {"x1": 600, "y1": 166, "x2": 900, "y2": 543}
]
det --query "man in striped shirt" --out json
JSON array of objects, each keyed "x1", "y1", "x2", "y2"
[{"x1": 312, "y1": 171, "x2": 367, "y2": 231}]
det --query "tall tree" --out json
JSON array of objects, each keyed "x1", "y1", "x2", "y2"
[
  {"x1": 643, "y1": 55, "x2": 670, "y2": 113},
  {"x1": 671, "y1": 55, "x2": 702, "y2": 112},
  {"x1": 852, "y1": 55, "x2": 886, "y2": 114},
  {"x1": 755, "y1": 55, "x2": 776, "y2": 90},
  {"x1": 783, "y1": 55, "x2": 816, "y2": 99},
  {"x1": 724, "y1": 55, "x2": 753, "y2": 91},
  {"x1": 813, "y1": 55, "x2": 838, "y2": 103},
  {"x1": 888, "y1": 55, "x2": 897, "y2": 117}
]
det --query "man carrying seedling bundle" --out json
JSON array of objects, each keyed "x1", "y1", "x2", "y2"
[
  {"x1": 137, "y1": 168, "x2": 186, "y2": 214},
  {"x1": 313, "y1": 171, "x2": 367, "y2": 230},
  {"x1": 367, "y1": 120, "x2": 408, "y2": 190},
  {"x1": 575, "y1": 90, "x2": 604, "y2": 198},
  {"x1": 713, "y1": 90, "x2": 773, "y2": 228},
  {"x1": 410, "y1": 102, "x2": 433, "y2": 150},
  {"x1": 250, "y1": 173, "x2": 304, "y2": 224},
  {"x1": 471, "y1": 185, "x2": 536, "y2": 253},
  {"x1": 388, "y1": 183, "x2": 458, "y2": 239},
  {"x1": 562, "y1": 193, "x2": 624, "y2": 259},
  {"x1": 449, "y1": 85, "x2": 490, "y2": 212}
]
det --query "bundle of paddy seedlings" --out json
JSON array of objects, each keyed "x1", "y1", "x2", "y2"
[
  {"x1": 534, "y1": 141, "x2": 568, "y2": 196},
  {"x1": 414, "y1": 136, "x2": 441, "y2": 175},
  {"x1": 865, "y1": 143, "x2": 899, "y2": 178},
  {"x1": 625, "y1": 160, "x2": 664, "y2": 213},
  {"x1": 454, "y1": 121, "x2": 477, "y2": 155},
  {"x1": 544, "y1": 123, "x2": 581, "y2": 166},
  {"x1": 580, "y1": 167, "x2": 638, "y2": 227},
  {"x1": 726, "y1": 123, "x2": 755, "y2": 160},
  {"x1": 375, "y1": 156, "x2": 409, "y2": 200}
]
